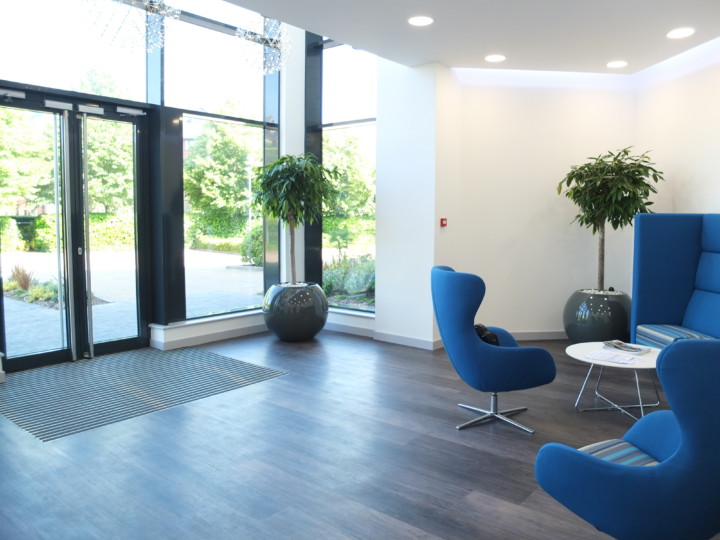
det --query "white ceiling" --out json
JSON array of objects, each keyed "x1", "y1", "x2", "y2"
[{"x1": 227, "y1": 0, "x2": 720, "y2": 74}]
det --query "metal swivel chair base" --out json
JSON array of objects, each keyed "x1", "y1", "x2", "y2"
[{"x1": 456, "y1": 392, "x2": 534, "y2": 433}]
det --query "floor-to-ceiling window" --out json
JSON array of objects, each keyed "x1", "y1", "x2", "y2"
[
  {"x1": 321, "y1": 44, "x2": 377, "y2": 312},
  {"x1": 0, "y1": 0, "x2": 280, "y2": 369},
  {"x1": 182, "y1": 115, "x2": 265, "y2": 317},
  {"x1": 161, "y1": 5, "x2": 273, "y2": 318}
]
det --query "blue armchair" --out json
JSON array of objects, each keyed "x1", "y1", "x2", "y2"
[
  {"x1": 535, "y1": 338, "x2": 720, "y2": 540},
  {"x1": 430, "y1": 266, "x2": 556, "y2": 433},
  {"x1": 631, "y1": 213, "x2": 720, "y2": 347}
]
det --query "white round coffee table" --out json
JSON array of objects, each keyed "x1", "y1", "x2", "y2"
[{"x1": 566, "y1": 341, "x2": 661, "y2": 420}]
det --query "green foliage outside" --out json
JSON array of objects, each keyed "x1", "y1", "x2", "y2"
[
  {"x1": 0, "y1": 107, "x2": 55, "y2": 213},
  {"x1": 322, "y1": 132, "x2": 375, "y2": 255},
  {"x1": 0, "y1": 216, "x2": 24, "y2": 251},
  {"x1": 2, "y1": 213, "x2": 136, "y2": 253},
  {"x1": 191, "y1": 235, "x2": 244, "y2": 253},
  {"x1": 184, "y1": 120, "x2": 259, "y2": 240},
  {"x1": 323, "y1": 255, "x2": 375, "y2": 310},
  {"x1": 181, "y1": 118, "x2": 265, "y2": 266},
  {"x1": 240, "y1": 223, "x2": 264, "y2": 267},
  {"x1": 89, "y1": 213, "x2": 135, "y2": 249},
  {"x1": 86, "y1": 118, "x2": 135, "y2": 213},
  {"x1": 27, "y1": 214, "x2": 57, "y2": 252},
  {"x1": 321, "y1": 129, "x2": 376, "y2": 310},
  {"x1": 4, "y1": 276, "x2": 59, "y2": 308}
]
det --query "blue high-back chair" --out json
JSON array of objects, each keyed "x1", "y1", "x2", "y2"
[
  {"x1": 431, "y1": 266, "x2": 556, "y2": 433},
  {"x1": 631, "y1": 213, "x2": 720, "y2": 348},
  {"x1": 535, "y1": 339, "x2": 720, "y2": 540}
]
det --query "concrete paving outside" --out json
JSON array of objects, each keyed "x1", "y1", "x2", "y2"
[{"x1": 1, "y1": 249, "x2": 263, "y2": 358}]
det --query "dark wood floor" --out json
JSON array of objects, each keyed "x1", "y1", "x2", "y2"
[{"x1": 0, "y1": 332, "x2": 675, "y2": 539}]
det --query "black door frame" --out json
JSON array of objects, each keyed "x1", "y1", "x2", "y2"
[{"x1": 0, "y1": 90, "x2": 151, "y2": 372}]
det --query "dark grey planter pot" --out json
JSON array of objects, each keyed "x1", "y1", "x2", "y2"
[
  {"x1": 263, "y1": 282, "x2": 329, "y2": 342},
  {"x1": 563, "y1": 289, "x2": 631, "y2": 344}
]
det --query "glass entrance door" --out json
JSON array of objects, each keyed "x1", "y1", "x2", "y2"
[
  {"x1": 0, "y1": 101, "x2": 146, "y2": 371},
  {"x1": 80, "y1": 115, "x2": 141, "y2": 354}
]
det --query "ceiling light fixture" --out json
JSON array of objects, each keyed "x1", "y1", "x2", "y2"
[
  {"x1": 607, "y1": 60, "x2": 628, "y2": 69},
  {"x1": 485, "y1": 54, "x2": 506, "y2": 63},
  {"x1": 408, "y1": 16, "x2": 434, "y2": 27},
  {"x1": 666, "y1": 27, "x2": 696, "y2": 39}
]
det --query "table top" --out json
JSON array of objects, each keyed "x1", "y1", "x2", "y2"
[{"x1": 566, "y1": 341, "x2": 660, "y2": 370}]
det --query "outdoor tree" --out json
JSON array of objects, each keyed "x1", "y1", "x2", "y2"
[
  {"x1": 184, "y1": 120, "x2": 258, "y2": 239},
  {"x1": 85, "y1": 119, "x2": 135, "y2": 213},
  {"x1": 322, "y1": 132, "x2": 375, "y2": 254},
  {"x1": 0, "y1": 107, "x2": 55, "y2": 212}
]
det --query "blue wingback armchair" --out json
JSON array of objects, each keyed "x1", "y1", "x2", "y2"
[
  {"x1": 430, "y1": 266, "x2": 556, "y2": 433},
  {"x1": 631, "y1": 213, "x2": 720, "y2": 347},
  {"x1": 535, "y1": 338, "x2": 720, "y2": 540}
]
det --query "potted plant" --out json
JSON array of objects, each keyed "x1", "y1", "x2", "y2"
[
  {"x1": 253, "y1": 153, "x2": 339, "y2": 341},
  {"x1": 557, "y1": 147, "x2": 664, "y2": 342}
]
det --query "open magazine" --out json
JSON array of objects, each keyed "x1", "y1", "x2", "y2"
[{"x1": 603, "y1": 340, "x2": 650, "y2": 355}]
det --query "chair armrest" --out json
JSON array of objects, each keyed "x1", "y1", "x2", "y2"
[{"x1": 535, "y1": 442, "x2": 662, "y2": 539}]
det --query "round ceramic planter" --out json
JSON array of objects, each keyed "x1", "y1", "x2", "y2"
[
  {"x1": 562, "y1": 289, "x2": 631, "y2": 344},
  {"x1": 263, "y1": 282, "x2": 329, "y2": 342}
]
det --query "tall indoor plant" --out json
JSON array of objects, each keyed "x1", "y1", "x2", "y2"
[
  {"x1": 557, "y1": 147, "x2": 664, "y2": 342},
  {"x1": 253, "y1": 153, "x2": 339, "y2": 341}
]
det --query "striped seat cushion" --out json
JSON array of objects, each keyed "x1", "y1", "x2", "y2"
[
  {"x1": 635, "y1": 324, "x2": 716, "y2": 349},
  {"x1": 579, "y1": 439, "x2": 659, "y2": 466}
]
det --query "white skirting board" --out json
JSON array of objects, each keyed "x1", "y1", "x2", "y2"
[
  {"x1": 149, "y1": 310, "x2": 566, "y2": 352},
  {"x1": 150, "y1": 312, "x2": 268, "y2": 351}
]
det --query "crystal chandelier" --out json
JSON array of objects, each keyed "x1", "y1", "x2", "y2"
[
  {"x1": 84, "y1": 0, "x2": 291, "y2": 73},
  {"x1": 235, "y1": 17, "x2": 292, "y2": 75},
  {"x1": 142, "y1": 0, "x2": 181, "y2": 53},
  {"x1": 83, "y1": 0, "x2": 179, "y2": 53}
]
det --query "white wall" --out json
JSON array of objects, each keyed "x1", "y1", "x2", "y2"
[
  {"x1": 447, "y1": 76, "x2": 637, "y2": 336},
  {"x1": 635, "y1": 39, "x2": 720, "y2": 213},
  {"x1": 374, "y1": 62, "x2": 439, "y2": 348},
  {"x1": 374, "y1": 39, "x2": 720, "y2": 349}
]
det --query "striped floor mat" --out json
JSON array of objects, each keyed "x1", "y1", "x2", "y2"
[{"x1": 0, "y1": 348, "x2": 286, "y2": 442}]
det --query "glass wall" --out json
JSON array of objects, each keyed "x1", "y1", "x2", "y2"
[
  {"x1": 182, "y1": 114, "x2": 265, "y2": 318},
  {"x1": 1, "y1": 0, "x2": 280, "y2": 347},
  {"x1": 322, "y1": 45, "x2": 377, "y2": 312},
  {"x1": 164, "y1": 19, "x2": 264, "y2": 119},
  {"x1": 0, "y1": 0, "x2": 146, "y2": 101}
]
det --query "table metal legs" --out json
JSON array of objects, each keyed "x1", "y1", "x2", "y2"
[{"x1": 574, "y1": 364, "x2": 660, "y2": 421}]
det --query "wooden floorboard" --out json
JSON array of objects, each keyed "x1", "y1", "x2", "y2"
[{"x1": 0, "y1": 331, "x2": 696, "y2": 539}]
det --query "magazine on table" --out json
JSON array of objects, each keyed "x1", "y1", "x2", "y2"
[{"x1": 602, "y1": 340, "x2": 650, "y2": 355}]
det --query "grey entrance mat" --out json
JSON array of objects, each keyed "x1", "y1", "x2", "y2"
[{"x1": 0, "y1": 348, "x2": 286, "y2": 442}]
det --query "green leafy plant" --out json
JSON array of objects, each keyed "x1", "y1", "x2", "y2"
[
  {"x1": 253, "y1": 153, "x2": 340, "y2": 284},
  {"x1": 28, "y1": 282, "x2": 57, "y2": 304},
  {"x1": 322, "y1": 254, "x2": 375, "y2": 310},
  {"x1": 240, "y1": 223, "x2": 264, "y2": 266},
  {"x1": 558, "y1": 147, "x2": 664, "y2": 291},
  {"x1": 0, "y1": 216, "x2": 25, "y2": 252}
]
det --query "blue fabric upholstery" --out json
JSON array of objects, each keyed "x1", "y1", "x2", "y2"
[
  {"x1": 430, "y1": 266, "x2": 556, "y2": 425},
  {"x1": 631, "y1": 213, "x2": 720, "y2": 346},
  {"x1": 535, "y1": 339, "x2": 720, "y2": 540},
  {"x1": 635, "y1": 323, "x2": 715, "y2": 348},
  {"x1": 579, "y1": 439, "x2": 659, "y2": 466}
]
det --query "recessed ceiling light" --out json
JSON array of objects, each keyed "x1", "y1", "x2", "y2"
[
  {"x1": 607, "y1": 60, "x2": 628, "y2": 69},
  {"x1": 408, "y1": 16, "x2": 434, "y2": 27},
  {"x1": 485, "y1": 54, "x2": 506, "y2": 63},
  {"x1": 666, "y1": 27, "x2": 696, "y2": 39}
]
